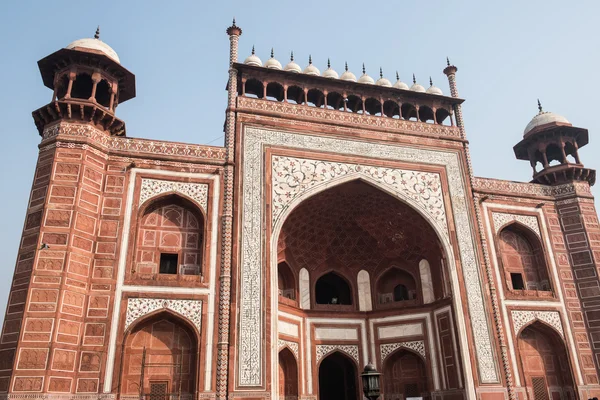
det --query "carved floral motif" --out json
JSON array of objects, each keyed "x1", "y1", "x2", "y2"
[
  {"x1": 125, "y1": 298, "x2": 202, "y2": 333},
  {"x1": 380, "y1": 341, "x2": 426, "y2": 362},
  {"x1": 511, "y1": 310, "x2": 564, "y2": 337},
  {"x1": 315, "y1": 345, "x2": 359, "y2": 364},
  {"x1": 492, "y1": 212, "x2": 541, "y2": 237},
  {"x1": 277, "y1": 339, "x2": 299, "y2": 359},
  {"x1": 472, "y1": 177, "x2": 591, "y2": 199},
  {"x1": 139, "y1": 178, "x2": 208, "y2": 212}
]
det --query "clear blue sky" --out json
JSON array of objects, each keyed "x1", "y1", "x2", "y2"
[{"x1": 0, "y1": 0, "x2": 598, "y2": 319}]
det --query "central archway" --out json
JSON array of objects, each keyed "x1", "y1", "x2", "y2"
[
  {"x1": 383, "y1": 349, "x2": 429, "y2": 400},
  {"x1": 318, "y1": 352, "x2": 358, "y2": 400}
]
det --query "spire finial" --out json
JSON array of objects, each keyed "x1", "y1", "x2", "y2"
[
  {"x1": 290, "y1": 51, "x2": 294, "y2": 61},
  {"x1": 271, "y1": 48, "x2": 274, "y2": 58},
  {"x1": 309, "y1": 54, "x2": 312, "y2": 65},
  {"x1": 537, "y1": 99, "x2": 543, "y2": 113},
  {"x1": 380, "y1": 67, "x2": 383, "y2": 78},
  {"x1": 396, "y1": 71, "x2": 399, "y2": 81},
  {"x1": 430, "y1": 77, "x2": 433, "y2": 86},
  {"x1": 362, "y1": 63, "x2": 366, "y2": 74},
  {"x1": 446, "y1": 57, "x2": 450, "y2": 66},
  {"x1": 328, "y1": 58, "x2": 331, "y2": 68},
  {"x1": 251, "y1": 45, "x2": 255, "y2": 55},
  {"x1": 345, "y1": 61, "x2": 348, "y2": 72},
  {"x1": 94, "y1": 26, "x2": 100, "y2": 39},
  {"x1": 413, "y1": 73, "x2": 416, "y2": 84},
  {"x1": 232, "y1": 17, "x2": 236, "y2": 26}
]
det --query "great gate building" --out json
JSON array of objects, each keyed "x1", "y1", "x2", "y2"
[{"x1": 1, "y1": 21, "x2": 600, "y2": 400}]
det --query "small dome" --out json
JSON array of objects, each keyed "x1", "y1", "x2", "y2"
[
  {"x1": 264, "y1": 48, "x2": 282, "y2": 70},
  {"x1": 303, "y1": 55, "x2": 320, "y2": 76},
  {"x1": 393, "y1": 72, "x2": 409, "y2": 90},
  {"x1": 340, "y1": 62, "x2": 357, "y2": 82},
  {"x1": 284, "y1": 51, "x2": 301, "y2": 73},
  {"x1": 426, "y1": 78, "x2": 443, "y2": 95},
  {"x1": 524, "y1": 100, "x2": 571, "y2": 135},
  {"x1": 66, "y1": 28, "x2": 120, "y2": 63},
  {"x1": 358, "y1": 64, "x2": 374, "y2": 85},
  {"x1": 322, "y1": 59, "x2": 339, "y2": 79},
  {"x1": 409, "y1": 74, "x2": 425, "y2": 92},
  {"x1": 244, "y1": 46, "x2": 262, "y2": 67},
  {"x1": 375, "y1": 68, "x2": 392, "y2": 87}
]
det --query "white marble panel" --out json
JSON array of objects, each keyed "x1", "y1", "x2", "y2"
[
  {"x1": 314, "y1": 327, "x2": 358, "y2": 340},
  {"x1": 378, "y1": 323, "x2": 423, "y2": 339},
  {"x1": 299, "y1": 268, "x2": 310, "y2": 310},
  {"x1": 357, "y1": 270, "x2": 373, "y2": 311},
  {"x1": 419, "y1": 259, "x2": 434, "y2": 304},
  {"x1": 278, "y1": 320, "x2": 299, "y2": 338}
]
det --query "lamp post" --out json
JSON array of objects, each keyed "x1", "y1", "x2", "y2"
[{"x1": 361, "y1": 363, "x2": 381, "y2": 400}]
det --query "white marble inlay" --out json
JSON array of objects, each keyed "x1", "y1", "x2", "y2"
[
  {"x1": 278, "y1": 320, "x2": 299, "y2": 338},
  {"x1": 378, "y1": 323, "x2": 423, "y2": 339},
  {"x1": 419, "y1": 259, "x2": 434, "y2": 304},
  {"x1": 314, "y1": 327, "x2": 358, "y2": 341}
]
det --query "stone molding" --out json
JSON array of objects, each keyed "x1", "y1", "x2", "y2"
[
  {"x1": 238, "y1": 126, "x2": 498, "y2": 386},
  {"x1": 473, "y1": 177, "x2": 591, "y2": 199},
  {"x1": 277, "y1": 339, "x2": 299, "y2": 359},
  {"x1": 380, "y1": 340, "x2": 426, "y2": 362},
  {"x1": 139, "y1": 178, "x2": 209, "y2": 212},
  {"x1": 271, "y1": 156, "x2": 446, "y2": 231},
  {"x1": 41, "y1": 122, "x2": 226, "y2": 163},
  {"x1": 315, "y1": 344, "x2": 360, "y2": 364},
  {"x1": 491, "y1": 212, "x2": 541, "y2": 237},
  {"x1": 0, "y1": 396, "x2": 116, "y2": 400},
  {"x1": 511, "y1": 310, "x2": 564, "y2": 338},
  {"x1": 238, "y1": 96, "x2": 462, "y2": 139},
  {"x1": 125, "y1": 298, "x2": 202, "y2": 333}
]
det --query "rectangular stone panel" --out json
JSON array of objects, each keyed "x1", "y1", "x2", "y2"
[
  {"x1": 314, "y1": 327, "x2": 358, "y2": 340},
  {"x1": 378, "y1": 323, "x2": 423, "y2": 339}
]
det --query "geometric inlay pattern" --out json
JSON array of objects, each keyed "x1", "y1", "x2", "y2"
[
  {"x1": 278, "y1": 339, "x2": 299, "y2": 360},
  {"x1": 238, "y1": 126, "x2": 498, "y2": 385},
  {"x1": 315, "y1": 344, "x2": 360, "y2": 364},
  {"x1": 380, "y1": 341, "x2": 426, "y2": 362},
  {"x1": 511, "y1": 310, "x2": 564, "y2": 338},
  {"x1": 139, "y1": 178, "x2": 208, "y2": 212},
  {"x1": 272, "y1": 156, "x2": 446, "y2": 230},
  {"x1": 125, "y1": 298, "x2": 202, "y2": 334},
  {"x1": 492, "y1": 212, "x2": 541, "y2": 237}
]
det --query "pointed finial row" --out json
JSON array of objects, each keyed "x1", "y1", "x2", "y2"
[
  {"x1": 290, "y1": 51, "x2": 294, "y2": 61},
  {"x1": 537, "y1": 99, "x2": 543, "y2": 113},
  {"x1": 396, "y1": 71, "x2": 400, "y2": 80},
  {"x1": 446, "y1": 57, "x2": 450, "y2": 66},
  {"x1": 251, "y1": 45, "x2": 255, "y2": 55},
  {"x1": 271, "y1": 48, "x2": 274, "y2": 58},
  {"x1": 328, "y1": 58, "x2": 331, "y2": 68},
  {"x1": 345, "y1": 61, "x2": 349, "y2": 72},
  {"x1": 430, "y1": 77, "x2": 433, "y2": 86},
  {"x1": 413, "y1": 73, "x2": 416, "y2": 84},
  {"x1": 94, "y1": 26, "x2": 100, "y2": 39},
  {"x1": 232, "y1": 17, "x2": 237, "y2": 27},
  {"x1": 379, "y1": 67, "x2": 383, "y2": 79},
  {"x1": 309, "y1": 54, "x2": 312, "y2": 65},
  {"x1": 362, "y1": 63, "x2": 366, "y2": 74}
]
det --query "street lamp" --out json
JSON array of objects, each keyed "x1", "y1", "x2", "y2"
[{"x1": 361, "y1": 363, "x2": 381, "y2": 400}]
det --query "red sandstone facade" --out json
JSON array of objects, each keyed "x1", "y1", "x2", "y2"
[{"x1": 1, "y1": 21, "x2": 599, "y2": 400}]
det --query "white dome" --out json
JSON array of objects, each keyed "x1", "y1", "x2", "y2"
[
  {"x1": 340, "y1": 62, "x2": 357, "y2": 82},
  {"x1": 244, "y1": 46, "x2": 262, "y2": 67},
  {"x1": 358, "y1": 64, "x2": 374, "y2": 84},
  {"x1": 66, "y1": 37, "x2": 120, "y2": 64},
  {"x1": 303, "y1": 55, "x2": 320, "y2": 76},
  {"x1": 426, "y1": 78, "x2": 443, "y2": 95},
  {"x1": 410, "y1": 74, "x2": 425, "y2": 92},
  {"x1": 322, "y1": 59, "x2": 338, "y2": 79},
  {"x1": 375, "y1": 68, "x2": 391, "y2": 87},
  {"x1": 284, "y1": 51, "x2": 301, "y2": 73},
  {"x1": 264, "y1": 49, "x2": 282, "y2": 70},
  {"x1": 393, "y1": 72, "x2": 409, "y2": 90},
  {"x1": 524, "y1": 102, "x2": 571, "y2": 135}
]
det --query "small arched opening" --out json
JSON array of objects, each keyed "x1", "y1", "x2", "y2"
[
  {"x1": 346, "y1": 95, "x2": 363, "y2": 113},
  {"x1": 376, "y1": 267, "x2": 418, "y2": 305},
  {"x1": 383, "y1": 100, "x2": 401, "y2": 119},
  {"x1": 278, "y1": 261, "x2": 296, "y2": 301},
  {"x1": 545, "y1": 143, "x2": 564, "y2": 166},
  {"x1": 364, "y1": 98, "x2": 382, "y2": 116},
  {"x1": 418, "y1": 106, "x2": 435, "y2": 124},
  {"x1": 244, "y1": 79, "x2": 264, "y2": 99},
  {"x1": 266, "y1": 82, "x2": 285, "y2": 102},
  {"x1": 315, "y1": 272, "x2": 352, "y2": 305},
  {"x1": 401, "y1": 103, "x2": 418, "y2": 121},
  {"x1": 307, "y1": 88, "x2": 325, "y2": 108},
  {"x1": 435, "y1": 108, "x2": 452, "y2": 126},
  {"x1": 71, "y1": 73, "x2": 94, "y2": 100},
  {"x1": 517, "y1": 322, "x2": 574, "y2": 400},
  {"x1": 383, "y1": 349, "x2": 429, "y2": 400},
  {"x1": 286, "y1": 85, "x2": 304, "y2": 104},
  {"x1": 499, "y1": 224, "x2": 551, "y2": 293},
  {"x1": 326, "y1": 92, "x2": 344, "y2": 110},
  {"x1": 278, "y1": 348, "x2": 298, "y2": 399},
  {"x1": 318, "y1": 352, "x2": 358, "y2": 400},
  {"x1": 563, "y1": 141, "x2": 578, "y2": 164},
  {"x1": 56, "y1": 74, "x2": 70, "y2": 100},
  {"x1": 95, "y1": 79, "x2": 112, "y2": 108}
]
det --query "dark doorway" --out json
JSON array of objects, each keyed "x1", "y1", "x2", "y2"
[
  {"x1": 315, "y1": 272, "x2": 352, "y2": 305},
  {"x1": 318, "y1": 352, "x2": 357, "y2": 400}
]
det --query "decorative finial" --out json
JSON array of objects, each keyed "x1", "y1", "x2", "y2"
[
  {"x1": 345, "y1": 61, "x2": 348, "y2": 72},
  {"x1": 309, "y1": 55, "x2": 312, "y2": 65},
  {"x1": 380, "y1": 67, "x2": 383, "y2": 78},
  {"x1": 430, "y1": 77, "x2": 433, "y2": 86},
  {"x1": 290, "y1": 51, "x2": 294, "y2": 61},
  {"x1": 413, "y1": 74, "x2": 416, "y2": 84},
  {"x1": 362, "y1": 63, "x2": 366, "y2": 74},
  {"x1": 232, "y1": 17, "x2": 236, "y2": 27},
  {"x1": 94, "y1": 26, "x2": 100, "y2": 39},
  {"x1": 446, "y1": 57, "x2": 450, "y2": 66},
  {"x1": 396, "y1": 71, "x2": 399, "y2": 81},
  {"x1": 271, "y1": 48, "x2": 274, "y2": 58},
  {"x1": 251, "y1": 45, "x2": 255, "y2": 55},
  {"x1": 328, "y1": 58, "x2": 331, "y2": 68},
  {"x1": 537, "y1": 99, "x2": 543, "y2": 113}
]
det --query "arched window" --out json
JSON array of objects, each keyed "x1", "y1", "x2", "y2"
[
  {"x1": 278, "y1": 261, "x2": 296, "y2": 300},
  {"x1": 95, "y1": 79, "x2": 112, "y2": 108},
  {"x1": 56, "y1": 74, "x2": 70, "y2": 100},
  {"x1": 71, "y1": 73, "x2": 93, "y2": 100},
  {"x1": 383, "y1": 100, "x2": 401, "y2": 119},
  {"x1": 499, "y1": 224, "x2": 551, "y2": 292},
  {"x1": 435, "y1": 108, "x2": 452, "y2": 126},
  {"x1": 318, "y1": 352, "x2": 358, "y2": 400},
  {"x1": 545, "y1": 143, "x2": 564, "y2": 166},
  {"x1": 326, "y1": 92, "x2": 344, "y2": 110},
  {"x1": 244, "y1": 78, "x2": 264, "y2": 99},
  {"x1": 266, "y1": 82, "x2": 284, "y2": 102},
  {"x1": 346, "y1": 95, "x2": 363, "y2": 113},
  {"x1": 364, "y1": 98, "x2": 382, "y2": 116},
  {"x1": 279, "y1": 348, "x2": 298, "y2": 398},
  {"x1": 377, "y1": 267, "x2": 418, "y2": 305},
  {"x1": 135, "y1": 196, "x2": 204, "y2": 278},
  {"x1": 383, "y1": 349, "x2": 428, "y2": 400},
  {"x1": 401, "y1": 103, "x2": 418, "y2": 121},
  {"x1": 315, "y1": 272, "x2": 352, "y2": 305},
  {"x1": 286, "y1": 85, "x2": 304, "y2": 104},
  {"x1": 307, "y1": 89, "x2": 325, "y2": 108},
  {"x1": 393, "y1": 284, "x2": 409, "y2": 301},
  {"x1": 418, "y1": 106, "x2": 435, "y2": 124}
]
